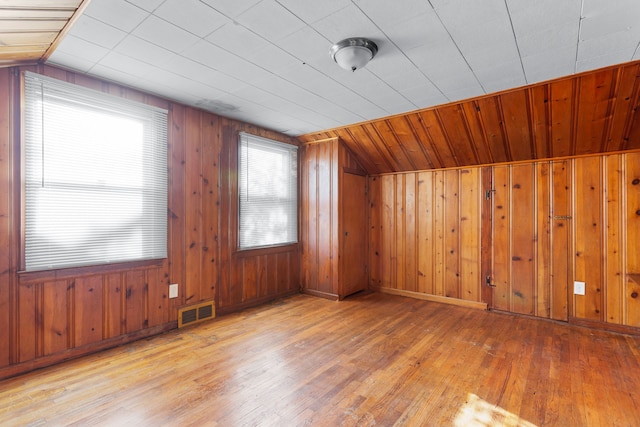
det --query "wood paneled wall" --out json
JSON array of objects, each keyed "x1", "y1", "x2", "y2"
[
  {"x1": 0, "y1": 65, "x2": 299, "y2": 379},
  {"x1": 300, "y1": 138, "x2": 366, "y2": 299},
  {"x1": 368, "y1": 168, "x2": 483, "y2": 307},
  {"x1": 217, "y1": 118, "x2": 300, "y2": 314},
  {"x1": 369, "y1": 151, "x2": 640, "y2": 329}
]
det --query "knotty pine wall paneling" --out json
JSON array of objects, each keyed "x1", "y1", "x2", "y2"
[
  {"x1": 300, "y1": 137, "x2": 367, "y2": 300},
  {"x1": 216, "y1": 118, "x2": 300, "y2": 314},
  {"x1": 369, "y1": 167, "x2": 484, "y2": 308},
  {"x1": 626, "y1": 153, "x2": 640, "y2": 326},
  {"x1": 369, "y1": 152, "x2": 640, "y2": 331},
  {"x1": 0, "y1": 67, "x2": 16, "y2": 368},
  {"x1": 574, "y1": 156, "x2": 604, "y2": 321},
  {"x1": 0, "y1": 65, "x2": 299, "y2": 379}
]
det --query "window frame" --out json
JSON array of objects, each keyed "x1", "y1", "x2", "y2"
[
  {"x1": 20, "y1": 71, "x2": 168, "y2": 273},
  {"x1": 237, "y1": 132, "x2": 299, "y2": 252}
]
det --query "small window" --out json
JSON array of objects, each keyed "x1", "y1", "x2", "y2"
[
  {"x1": 238, "y1": 132, "x2": 298, "y2": 250},
  {"x1": 23, "y1": 72, "x2": 168, "y2": 271}
]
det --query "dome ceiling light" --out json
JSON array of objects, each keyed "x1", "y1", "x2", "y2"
[{"x1": 329, "y1": 37, "x2": 378, "y2": 72}]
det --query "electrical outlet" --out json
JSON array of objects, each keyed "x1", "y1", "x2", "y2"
[
  {"x1": 574, "y1": 281, "x2": 585, "y2": 296},
  {"x1": 169, "y1": 283, "x2": 179, "y2": 299}
]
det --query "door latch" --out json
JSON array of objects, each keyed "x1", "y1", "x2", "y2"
[{"x1": 486, "y1": 275, "x2": 496, "y2": 287}]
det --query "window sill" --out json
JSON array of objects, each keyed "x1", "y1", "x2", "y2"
[
  {"x1": 234, "y1": 243, "x2": 299, "y2": 258},
  {"x1": 18, "y1": 258, "x2": 165, "y2": 284}
]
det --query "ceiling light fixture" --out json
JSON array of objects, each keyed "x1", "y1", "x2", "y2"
[{"x1": 330, "y1": 37, "x2": 378, "y2": 72}]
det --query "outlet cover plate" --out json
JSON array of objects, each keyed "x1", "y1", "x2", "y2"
[
  {"x1": 574, "y1": 281, "x2": 585, "y2": 296},
  {"x1": 169, "y1": 283, "x2": 179, "y2": 299}
]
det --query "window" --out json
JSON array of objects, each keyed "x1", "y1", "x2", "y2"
[
  {"x1": 238, "y1": 132, "x2": 298, "y2": 249},
  {"x1": 23, "y1": 72, "x2": 168, "y2": 271}
]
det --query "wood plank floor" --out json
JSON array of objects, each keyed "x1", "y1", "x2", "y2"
[{"x1": 1, "y1": 292, "x2": 640, "y2": 426}]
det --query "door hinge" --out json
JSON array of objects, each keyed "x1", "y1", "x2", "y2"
[
  {"x1": 486, "y1": 275, "x2": 496, "y2": 287},
  {"x1": 485, "y1": 189, "x2": 495, "y2": 200}
]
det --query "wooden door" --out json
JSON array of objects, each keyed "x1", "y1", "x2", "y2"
[
  {"x1": 488, "y1": 162, "x2": 570, "y2": 320},
  {"x1": 341, "y1": 172, "x2": 367, "y2": 298}
]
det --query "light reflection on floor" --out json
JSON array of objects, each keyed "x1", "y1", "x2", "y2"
[{"x1": 455, "y1": 393, "x2": 538, "y2": 427}]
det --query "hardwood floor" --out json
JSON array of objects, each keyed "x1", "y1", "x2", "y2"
[{"x1": 1, "y1": 292, "x2": 639, "y2": 426}]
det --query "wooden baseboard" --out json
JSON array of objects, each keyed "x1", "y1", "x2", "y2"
[
  {"x1": 569, "y1": 317, "x2": 640, "y2": 336},
  {"x1": 373, "y1": 286, "x2": 488, "y2": 310},
  {"x1": 0, "y1": 321, "x2": 177, "y2": 381},
  {"x1": 301, "y1": 288, "x2": 340, "y2": 301},
  {"x1": 216, "y1": 289, "x2": 301, "y2": 315}
]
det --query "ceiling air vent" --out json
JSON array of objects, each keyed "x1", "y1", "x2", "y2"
[{"x1": 178, "y1": 300, "x2": 215, "y2": 328}]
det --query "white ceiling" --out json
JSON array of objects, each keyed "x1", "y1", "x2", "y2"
[{"x1": 47, "y1": 0, "x2": 640, "y2": 136}]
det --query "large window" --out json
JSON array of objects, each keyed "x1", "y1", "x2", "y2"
[
  {"x1": 23, "y1": 72, "x2": 168, "y2": 271},
  {"x1": 238, "y1": 132, "x2": 298, "y2": 249}
]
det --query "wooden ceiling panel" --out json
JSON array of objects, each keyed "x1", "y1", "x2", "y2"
[
  {"x1": 499, "y1": 90, "x2": 534, "y2": 162},
  {"x1": 300, "y1": 61, "x2": 640, "y2": 175},
  {"x1": 575, "y1": 69, "x2": 616, "y2": 155},
  {"x1": 460, "y1": 101, "x2": 493, "y2": 166},
  {"x1": 475, "y1": 97, "x2": 510, "y2": 163},
  {"x1": 528, "y1": 85, "x2": 551, "y2": 160},
  {"x1": 608, "y1": 63, "x2": 640, "y2": 152},
  {"x1": 549, "y1": 79, "x2": 575, "y2": 158},
  {"x1": 0, "y1": 0, "x2": 87, "y2": 66},
  {"x1": 436, "y1": 104, "x2": 479, "y2": 166},
  {"x1": 403, "y1": 115, "x2": 438, "y2": 169},
  {"x1": 384, "y1": 116, "x2": 433, "y2": 171}
]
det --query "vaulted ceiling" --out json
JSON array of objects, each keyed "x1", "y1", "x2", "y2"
[
  {"x1": 2, "y1": 0, "x2": 640, "y2": 174},
  {"x1": 299, "y1": 61, "x2": 640, "y2": 174}
]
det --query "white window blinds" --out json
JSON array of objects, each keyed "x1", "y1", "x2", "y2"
[
  {"x1": 238, "y1": 132, "x2": 298, "y2": 249},
  {"x1": 23, "y1": 71, "x2": 168, "y2": 271}
]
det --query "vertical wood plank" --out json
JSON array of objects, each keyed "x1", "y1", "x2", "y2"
[
  {"x1": 168, "y1": 104, "x2": 186, "y2": 308},
  {"x1": 625, "y1": 152, "x2": 640, "y2": 326},
  {"x1": 459, "y1": 168, "x2": 480, "y2": 302},
  {"x1": 18, "y1": 284, "x2": 38, "y2": 362},
  {"x1": 405, "y1": 174, "x2": 418, "y2": 292},
  {"x1": 104, "y1": 273, "x2": 123, "y2": 338},
  {"x1": 317, "y1": 141, "x2": 334, "y2": 294},
  {"x1": 551, "y1": 160, "x2": 571, "y2": 321},
  {"x1": 124, "y1": 270, "x2": 147, "y2": 333},
  {"x1": 74, "y1": 277, "x2": 104, "y2": 347},
  {"x1": 368, "y1": 176, "x2": 382, "y2": 289},
  {"x1": 417, "y1": 172, "x2": 434, "y2": 294},
  {"x1": 605, "y1": 155, "x2": 624, "y2": 324},
  {"x1": 395, "y1": 174, "x2": 406, "y2": 291},
  {"x1": 433, "y1": 171, "x2": 446, "y2": 295},
  {"x1": 444, "y1": 170, "x2": 460, "y2": 298},
  {"x1": 242, "y1": 257, "x2": 258, "y2": 302},
  {"x1": 302, "y1": 144, "x2": 318, "y2": 292},
  {"x1": 492, "y1": 166, "x2": 511, "y2": 311},
  {"x1": 42, "y1": 280, "x2": 68, "y2": 356},
  {"x1": 147, "y1": 267, "x2": 169, "y2": 328},
  {"x1": 0, "y1": 67, "x2": 12, "y2": 367},
  {"x1": 511, "y1": 164, "x2": 536, "y2": 315},
  {"x1": 536, "y1": 162, "x2": 551, "y2": 318},
  {"x1": 201, "y1": 113, "x2": 219, "y2": 302},
  {"x1": 185, "y1": 109, "x2": 203, "y2": 304},
  {"x1": 381, "y1": 175, "x2": 396, "y2": 289},
  {"x1": 574, "y1": 156, "x2": 603, "y2": 321},
  {"x1": 481, "y1": 167, "x2": 493, "y2": 306}
]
